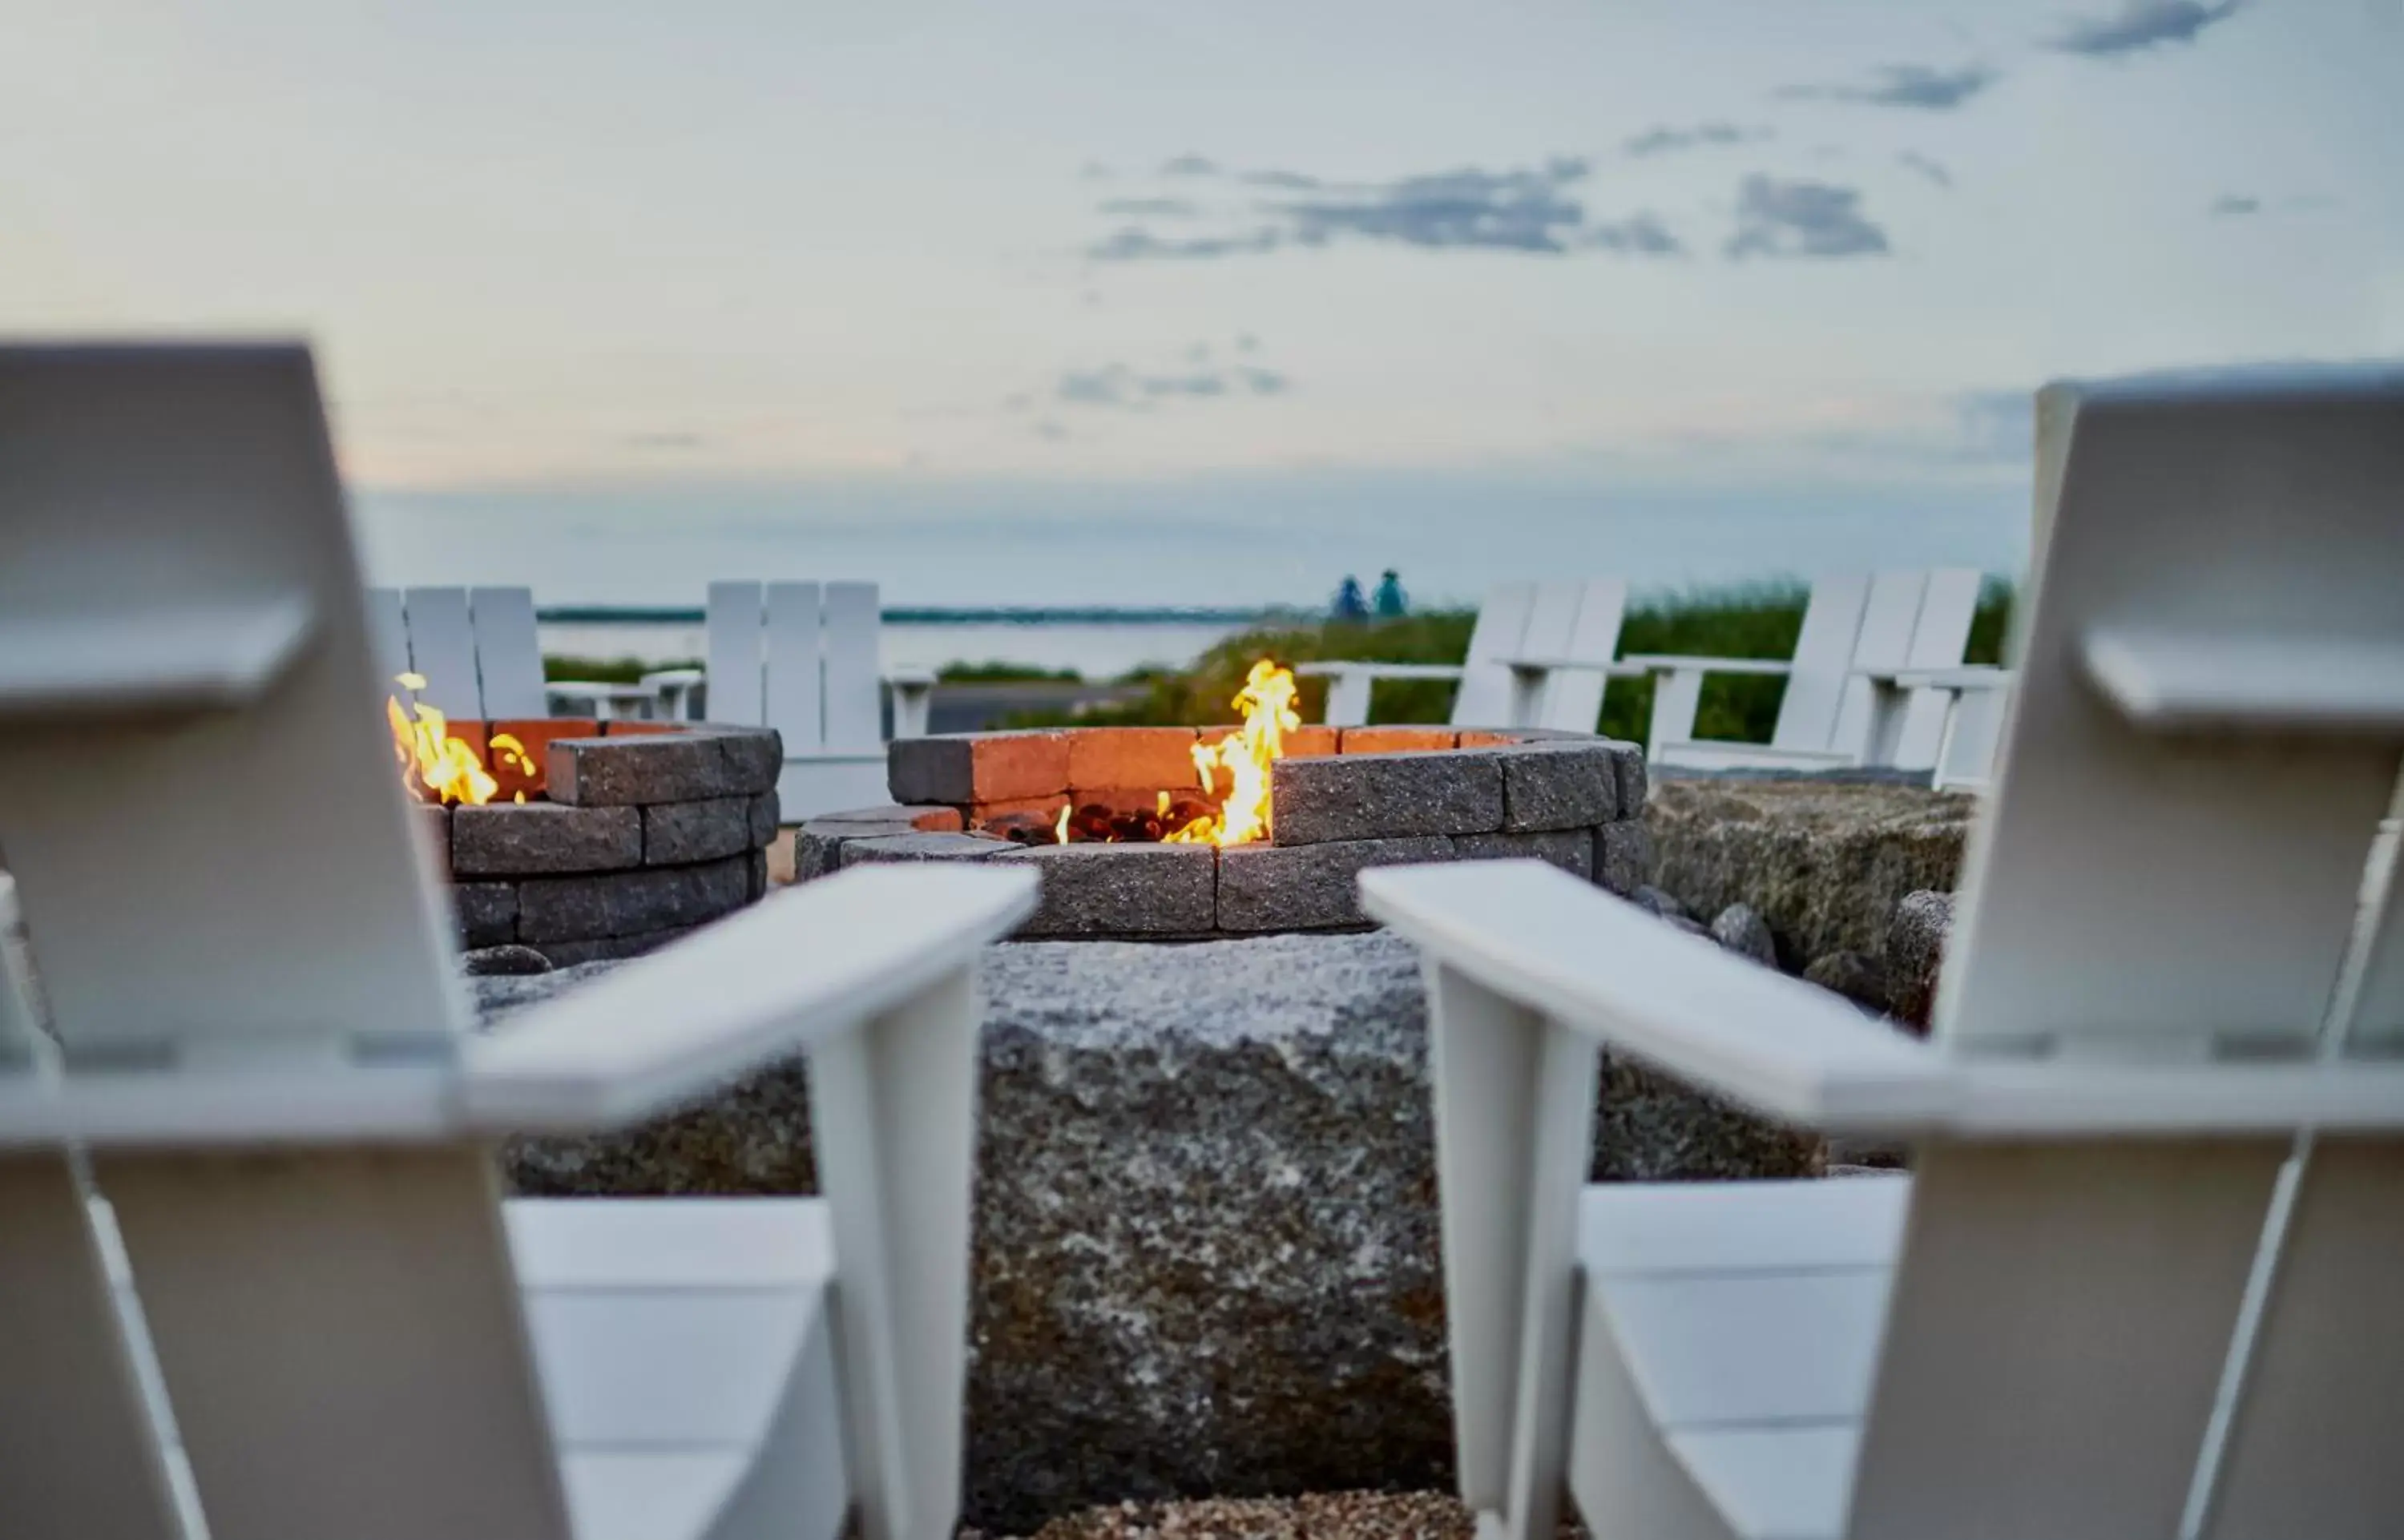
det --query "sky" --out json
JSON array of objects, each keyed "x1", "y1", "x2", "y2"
[{"x1": 3, "y1": 1, "x2": 2398, "y2": 604}]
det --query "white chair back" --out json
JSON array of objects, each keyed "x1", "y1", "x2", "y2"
[
  {"x1": 1452, "y1": 579, "x2": 1628, "y2": 730},
  {"x1": 708, "y1": 580, "x2": 889, "y2": 816},
  {"x1": 368, "y1": 585, "x2": 551, "y2": 719}
]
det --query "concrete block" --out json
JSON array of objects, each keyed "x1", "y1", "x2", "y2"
[
  {"x1": 1001, "y1": 842, "x2": 1216, "y2": 937},
  {"x1": 1597, "y1": 820, "x2": 1655, "y2": 897},
  {"x1": 536, "y1": 924, "x2": 701, "y2": 966},
  {"x1": 1453, "y1": 828, "x2": 1595, "y2": 880},
  {"x1": 838, "y1": 831, "x2": 1018, "y2": 867},
  {"x1": 1338, "y1": 727, "x2": 1458, "y2": 754},
  {"x1": 452, "y1": 881, "x2": 519, "y2": 946},
  {"x1": 888, "y1": 730, "x2": 1071, "y2": 805},
  {"x1": 748, "y1": 791, "x2": 781, "y2": 846},
  {"x1": 1216, "y1": 836, "x2": 1454, "y2": 931},
  {"x1": 515, "y1": 855, "x2": 752, "y2": 941},
  {"x1": 1270, "y1": 750, "x2": 1503, "y2": 845},
  {"x1": 1066, "y1": 728, "x2": 1200, "y2": 792},
  {"x1": 1496, "y1": 742, "x2": 1620, "y2": 830},
  {"x1": 451, "y1": 802, "x2": 641, "y2": 877},
  {"x1": 642, "y1": 796, "x2": 753, "y2": 865},
  {"x1": 548, "y1": 725, "x2": 780, "y2": 805}
]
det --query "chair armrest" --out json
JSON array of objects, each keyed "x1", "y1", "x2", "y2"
[
  {"x1": 1360, "y1": 861, "x2": 2404, "y2": 1137},
  {"x1": 1293, "y1": 661, "x2": 1468, "y2": 682},
  {"x1": 1652, "y1": 740, "x2": 1857, "y2": 767},
  {"x1": 1853, "y1": 665, "x2": 2012, "y2": 691},
  {"x1": 638, "y1": 667, "x2": 704, "y2": 689},
  {"x1": 0, "y1": 595, "x2": 315, "y2": 722},
  {"x1": 885, "y1": 668, "x2": 938, "y2": 691},
  {"x1": 1494, "y1": 655, "x2": 1652, "y2": 678},
  {"x1": 1619, "y1": 654, "x2": 1795, "y2": 678},
  {"x1": 464, "y1": 865, "x2": 1036, "y2": 1130},
  {"x1": 2080, "y1": 627, "x2": 2404, "y2": 732}
]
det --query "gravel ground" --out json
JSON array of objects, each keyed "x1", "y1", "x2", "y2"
[{"x1": 970, "y1": 1491, "x2": 1585, "y2": 1540}]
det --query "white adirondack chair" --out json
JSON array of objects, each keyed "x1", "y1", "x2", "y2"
[
  {"x1": 369, "y1": 585, "x2": 664, "y2": 720},
  {"x1": 1297, "y1": 579, "x2": 1636, "y2": 732},
  {"x1": 674, "y1": 582, "x2": 937, "y2": 820},
  {"x1": 0, "y1": 343, "x2": 1039, "y2": 1540},
  {"x1": 1632, "y1": 568, "x2": 1990, "y2": 776},
  {"x1": 1361, "y1": 365, "x2": 2404, "y2": 1540}
]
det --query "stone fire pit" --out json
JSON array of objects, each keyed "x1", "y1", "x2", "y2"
[
  {"x1": 417, "y1": 720, "x2": 782, "y2": 967},
  {"x1": 791, "y1": 725, "x2": 1652, "y2": 937}
]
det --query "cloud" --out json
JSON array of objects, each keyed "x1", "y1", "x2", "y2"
[
  {"x1": 2048, "y1": 1, "x2": 2243, "y2": 57},
  {"x1": 1725, "y1": 175, "x2": 1890, "y2": 260},
  {"x1": 1088, "y1": 155, "x2": 1682, "y2": 260},
  {"x1": 1052, "y1": 358, "x2": 1291, "y2": 410},
  {"x1": 1097, "y1": 196, "x2": 1200, "y2": 218},
  {"x1": 1899, "y1": 151, "x2": 1954, "y2": 188},
  {"x1": 1623, "y1": 122, "x2": 1770, "y2": 157},
  {"x1": 1160, "y1": 153, "x2": 1220, "y2": 176},
  {"x1": 2209, "y1": 193, "x2": 2261, "y2": 216},
  {"x1": 1782, "y1": 62, "x2": 1999, "y2": 111}
]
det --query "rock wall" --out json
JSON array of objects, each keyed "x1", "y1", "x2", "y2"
[{"x1": 484, "y1": 932, "x2": 1816, "y2": 1531}]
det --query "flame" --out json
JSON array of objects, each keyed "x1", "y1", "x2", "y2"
[
  {"x1": 388, "y1": 672, "x2": 503, "y2": 805},
  {"x1": 1165, "y1": 659, "x2": 1298, "y2": 847},
  {"x1": 1055, "y1": 803, "x2": 1072, "y2": 844}
]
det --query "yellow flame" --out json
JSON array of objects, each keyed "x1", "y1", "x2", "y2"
[
  {"x1": 1055, "y1": 803, "x2": 1072, "y2": 844},
  {"x1": 388, "y1": 675, "x2": 501, "y2": 805},
  {"x1": 1165, "y1": 659, "x2": 1298, "y2": 847}
]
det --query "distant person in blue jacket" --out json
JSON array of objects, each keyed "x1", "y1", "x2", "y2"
[
  {"x1": 1373, "y1": 569, "x2": 1408, "y2": 619},
  {"x1": 1332, "y1": 574, "x2": 1370, "y2": 622}
]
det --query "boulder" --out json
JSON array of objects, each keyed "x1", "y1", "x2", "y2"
[
  {"x1": 1803, "y1": 949, "x2": 1888, "y2": 1011},
  {"x1": 1885, "y1": 889, "x2": 1958, "y2": 1031},
  {"x1": 482, "y1": 931, "x2": 1819, "y2": 1530},
  {"x1": 1709, "y1": 903, "x2": 1777, "y2": 966},
  {"x1": 1631, "y1": 884, "x2": 1688, "y2": 921},
  {"x1": 1647, "y1": 776, "x2": 1972, "y2": 968}
]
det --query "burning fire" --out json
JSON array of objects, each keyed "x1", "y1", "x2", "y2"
[
  {"x1": 388, "y1": 673, "x2": 534, "y2": 805},
  {"x1": 1165, "y1": 659, "x2": 1299, "y2": 847}
]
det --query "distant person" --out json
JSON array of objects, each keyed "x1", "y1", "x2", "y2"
[
  {"x1": 1373, "y1": 569, "x2": 1408, "y2": 619},
  {"x1": 1332, "y1": 574, "x2": 1369, "y2": 622}
]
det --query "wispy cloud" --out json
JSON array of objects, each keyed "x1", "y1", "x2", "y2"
[
  {"x1": 1781, "y1": 62, "x2": 1999, "y2": 111},
  {"x1": 2048, "y1": 1, "x2": 2243, "y2": 58},
  {"x1": 1725, "y1": 175, "x2": 1890, "y2": 260},
  {"x1": 1623, "y1": 122, "x2": 1770, "y2": 158},
  {"x1": 2208, "y1": 193, "x2": 2261, "y2": 216},
  {"x1": 1898, "y1": 151, "x2": 1954, "y2": 189},
  {"x1": 1087, "y1": 156, "x2": 1684, "y2": 261},
  {"x1": 1055, "y1": 361, "x2": 1290, "y2": 409},
  {"x1": 1160, "y1": 153, "x2": 1220, "y2": 176},
  {"x1": 1096, "y1": 196, "x2": 1200, "y2": 218}
]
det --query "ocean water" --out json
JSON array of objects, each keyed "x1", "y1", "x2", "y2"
[{"x1": 538, "y1": 619, "x2": 1252, "y2": 678}]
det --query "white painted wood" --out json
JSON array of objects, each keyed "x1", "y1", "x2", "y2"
[
  {"x1": 1581, "y1": 1178, "x2": 1910, "y2": 1279},
  {"x1": 889, "y1": 668, "x2": 936, "y2": 739},
  {"x1": 1884, "y1": 567, "x2": 1979, "y2": 769},
  {"x1": 1938, "y1": 370, "x2": 2404, "y2": 1053},
  {"x1": 0, "y1": 345, "x2": 464, "y2": 1061},
  {"x1": 401, "y1": 586, "x2": 482, "y2": 717},
  {"x1": 1770, "y1": 574, "x2": 1873, "y2": 752},
  {"x1": 1531, "y1": 579, "x2": 1628, "y2": 732},
  {"x1": 1930, "y1": 675, "x2": 2009, "y2": 792},
  {"x1": 0, "y1": 593, "x2": 315, "y2": 722},
  {"x1": 763, "y1": 582, "x2": 825, "y2": 752},
  {"x1": 1295, "y1": 663, "x2": 1468, "y2": 727},
  {"x1": 1567, "y1": 1281, "x2": 1747, "y2": 1540},
  {"x1": 472, "y1": 586, "x2": 551, "y2": 719},
  {"x1": 1451, "y1": 582, "x2": 1541, "y2": 726},
  {"x1": 823, "y1": 581, "x2": 884, "y2": 752},
  {"x1": 1821, "y1": 571, "x2": 1926, "y2": 764},
  {"x1": 2080, "y1": 627, "x2": 2404, "y2": 733},
  {"x1": 1603, "y1": 1269, "x2": 1890, "y2": 1425},
  {"x1": 1667, "y1": 1428, "x2": 1858, "y2": 1540},
  {"x1": 367, "y1": 584, "x2": 411, "y2": 683},
  {"x1": 1422, "y1": 962, "x2": 1596, "y2": 1540},
  {"x1": 0, "y1": 1157, "x2": 188, "y2": 1540},
  {"x1": 707, "y1": 581, "x2": 766, "y2": 726}
]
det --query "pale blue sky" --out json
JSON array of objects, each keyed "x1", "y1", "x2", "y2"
[{"x1": 4, "y1": 2, "x2": 2397, "y2": 603}]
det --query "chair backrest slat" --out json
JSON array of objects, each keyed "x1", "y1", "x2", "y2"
[
  {"x1": 0, "y1": 345, "x2": 464, "y2": 1060},
  {"x1": 1887, "y1": 568, "x2": 1982, "y2": 768},
  {"x1": 1768, "y1": 574, "x2": 1872, "y2": 751},
  {"x1": 1824, "y1": 572, "x2": 1928, "y2": 758},
  {"x1": 1452, "y1": 583, "x2": 1540, "y2": 726},
  {"x1": 822, "y1": 582, "x2": 883, "y2": 752},
  {"x1": 707, "y1": 580, "x2": 767, "y2": 726},
  {"x1": 469, "y1": 587, "x2": 549, "y2": 719},
  {"x1": 401, "y1": 587, "x2": 482, "y2": 718},
  {"x1": 366, "y1": 587, "x2": 411, "y2": 687},
  {"x1": 1533, "y1": 579, "x2": 1628, "y2": 732},
  {"x1": 764, "y1": 582, "x2": 826, "y2": 753}
]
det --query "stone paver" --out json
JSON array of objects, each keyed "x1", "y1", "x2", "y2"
[
  {"x1": 1217, "y1": 836, "x2": 1454, "y2": 929},
  {"x1": 1496, "y1": 742, "x2": 1620, "y2": 830},
  {"x1": 515, "y1": 854, "x2": 752, "y2": 941},
  {"x1": 451, "y1": 802, "x2": 642, "y2": 877},
  {"x1": 1453, "y1": 827, "x2": 1595, "y2": 879},
  {"x1": 1271, "y1": 750, "x2": 1503, "y2": 845},
  {"x1": 1002, "y1": 841, "x2": 1217, "y2": 937}
]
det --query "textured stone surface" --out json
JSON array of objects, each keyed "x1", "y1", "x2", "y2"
[
  {"x1": 1595, "y1": 820, "x2": 1655, "y2": 896},
  {"x1": 1612, "y1": 740, "x2": 1649, "y2": 820},
  {"x1": 1002, "y1": 842, "x2": 1216, "y2": 937},
  {"x1": 1709, "y1": 902, "x2": 1778, "y2": 967},
  {"x1": 1338, "y1": 726, "x2": 1458, "y2": 754},
  {"x1": 1648, "y1": 777, "x2": 1971, "y2": 964},
  {"x1": 548, "y1": 726, "x2": 780, "y2": 807},
  {"x1": 1886, "y1": 889, "x2": 1956, "y2": 1031},
  {"x1": 462, "y1": 943, "x2": 551, "y2": 976},
  {"x1": 1218, "y1": 837, "x2": 1454, "y2": 930},
  {"x1": 451, "y1": 802, "x2": 643, "y2": 877},
  {"x1": 1632, "y1": 884, "x2": 1688, "y2": 921},
  {"x1": 840, "y1": 831, "x2": 1016, "y2": 867},
  {"x1": 1496, "y1": 742, "x2": 1620, "y2": 831},
  {"x1": 452, "y1": 881, "x2": 518, "y2": 946},
  {"x1": 748, "y1": 791, "x2": 781, "y2": 846},
  {"x1": 1452, "y1": 828, "x2": 1594, "y2": 879},
  {"x1": 1067, "y1": 727, "x2": 1200, "y2": 792},
  {"x1": 793, "y1": 805, "x2": 963, "y2": 880},
  {"x1": 484, "y1": 933, "x2": 1829, "y2": 1530},
  {"x1": 1271, "y1": 752, "x2": 1502, "y2": 845},
  {"x1": 889, "y1": 730, "x2": 1071, "y2": 805},
  {"x1": 515, "y1": 855, "x2": 752, "y2": 941},
  {"x1": 1805, "y1": 949, "x2": 1890, "y2": 1011},
  {"x1": 415, "y1": 804, "x2": 452, "y2": 882},
  {"x1": 538, "y1": 924, "x2": 701, "y2": 966},
  {"x1": 642, "y1": 796, "x2": 755, "y2": 865}
]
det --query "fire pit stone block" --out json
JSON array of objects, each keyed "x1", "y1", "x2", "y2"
[
  {"x1": 547, "y1": 725, "x2": 780, "y2": 807},
  {"x1": 791, "y1": 805, "x2": 964, "y2": 880},
  {"x1": 1454, "y1": 828, "x2": 1596, "y2": 880},
  {"x1": 839, "y1": 831, "x2": 1018, "y2": 868},
  {"x1": 514, "y1": 853, "x2": 752, "y2": 942},
  {"x1": 1065, "y1": 726, "x2": 1199, "y2": 791},
  {"x1": 1597, "y1": 819, "x2": 1656, "y2": 897},
  {"x1": 889, "y1": 730, "x2": 1071, "y2": 806},
  {"x1": 451, "y1": 802, "x2": 643, "y2": 877},
  {"x1": 1001, "y1": 842, "x2": 1218, "y2": 937},
  {"x1": 453, "y1": 882, "x2": 518, "y2": 947},
  {"x1": 641, "y1": 796, "x2": 756, "y2": 867},
  {"x1": 1217, "y1": 835, "x2": 1455, "y2": 931},
  {"x1": 1338, "y1": 726, "x2": 1458, "y2": 755},
  {"x1": 1269, "y1": 749, "x2": 1505, "y2": 845},
  {"x1": 1497, "y1": 741, "x2": 1623, "y2": 831}
]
